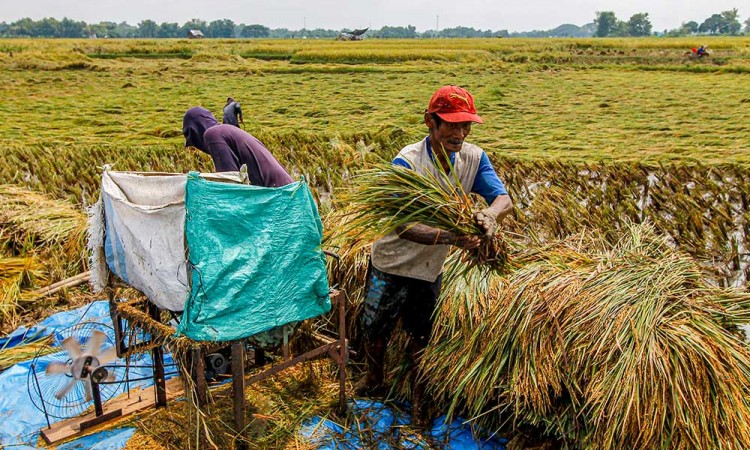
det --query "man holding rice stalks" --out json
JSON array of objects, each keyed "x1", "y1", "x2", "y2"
[
  {"x1": 183, "y1": 106, "x2": 293, "y2": 187},
  {"x1": 359, "y1": 85, "x2": 512, "y2": 425}
]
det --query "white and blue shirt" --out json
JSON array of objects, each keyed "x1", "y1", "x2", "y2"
[
  {"x1": 371, "y1": 136, "x2": 509, "y2": 282},
  {"x1": 393, "y1": 136, "x2": 507, "y2": 205}
]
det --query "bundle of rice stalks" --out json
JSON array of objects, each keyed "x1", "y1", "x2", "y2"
[
  {"x1": 0, "y1": 184, "x2": 87, "y2": 259},
  {"x1": 0, "y1": 256, "x2": 46, "y2": 326},
  {"x1": 0, "y1": 334, "x2": 55, "y2": 372},
  {"x1": 0, "y1": 184, "x2": 87, "y2": 246},
  {"x1": 333, "y1": 161, "x2": 513, "y2": 276},
  {"x1": 320, "y1": 205, "x2": 371, "y2": 345},
  {"x1": 421, "y1": 223, "x2": 750, "y2": 449},
  {"x1": 0, "y1": 184, "x2": 88, "y2": 285}
]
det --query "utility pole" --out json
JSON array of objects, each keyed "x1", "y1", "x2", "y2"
[{"x1": 436, "y1": 15, "x2": 439, "y2": 36}]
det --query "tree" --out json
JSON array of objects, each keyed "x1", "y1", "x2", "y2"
[
  {"x1": 10, "y1": 18, "x2": 35, "y2": 36},
  {"x1": 375, "y1": 25, "x2": 418, "y2": 38},
  {"x1": 594, "y1": 11, "x2": 618, "y2": 37},
  {"x1": 157, "y1": 22, "x2": 180, "y2": 38},
  {"x1": 268, "y1": 27, "x2": 292, "y2": 38},
  {"x1": 306, "y1": 28, "x2": 337, "y2": 38},
  {"x1": 60, "y1": 17, "x2": 85, "y2": 37},
  {"x1": 718, "y1": 8, "x2": 741, "y2": 34},
  {"x1": 37, "y1": 18, "x2": 61, "y2": 37},
  {"x1": 138, "y1": 20, "x2": 158, "y2": 38},
  {"x1": 627, "y1": 13, "x2": 652, "y2": 36},
  {"x1": 439, "y1": 26, "x2": 485, "y2": 38},
  {"x1": 683, "y1": 21, "x2": 699, "y2": 34},
  {"x1": 241, "y1": 24, "x2": 270, "y2": 38},
  {"x1": 207, "y1": 19, "x2": 235, "y2": 38},
  {"x1": 113, "y1": 21, "x2": 137, "y2": 38},
  {"x1": 85, "y1": 23, "x2": 107, "y2": 38},
  {"x1": 745, "y1": 17, "x2": 750, "y2": 34},
  {"x1": 699, "y1": 14, "x2": 722, "y2": 34}
]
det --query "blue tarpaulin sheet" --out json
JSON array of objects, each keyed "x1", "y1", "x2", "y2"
[
  {"x1": 1, "y1": 304, "x2": 505, "y2": 449},
  {"x1": 0, "y1": 301, "x2": 171, "y2": 449},
  {"x1": 300, "y1": 400, "x2": 507, "y2": 450}
]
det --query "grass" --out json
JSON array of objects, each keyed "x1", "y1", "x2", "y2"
[{"x1": 0, "y1": 37, "x2": 748, "y2": 166}]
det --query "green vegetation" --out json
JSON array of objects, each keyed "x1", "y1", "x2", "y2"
[{"x1": 1, "y1": 38, "x2": 748, "y2": 176}]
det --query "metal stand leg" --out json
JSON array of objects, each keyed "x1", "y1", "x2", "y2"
[{"x1": 92, "y1": 379, "x2": 104, "y2": 417}]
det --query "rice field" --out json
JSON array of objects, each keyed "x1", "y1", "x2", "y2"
[
  {"x1": 1, "y1": 37, "x2": 749, "y2": 164},
  {"x1": 2, "y1": 36, "x2": 750, "y2": 449}
]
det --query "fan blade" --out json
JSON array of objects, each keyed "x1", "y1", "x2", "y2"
[
  {"x1": 45, "y1": 362, "x2": 71, "y2": 375},
  {"x1": 61, "y1": 336, "x2": 82, "y2": 359},
  {"x1": 84, "y1": 330, "x2": 107, "y2": 355},
  {"x1": 97, "y1": 346, "x2": 117, "y2": 365},
  {"x1": 55, "y1": 378, "x2": 78, "y2": 400},
  {"x1": 83, "y1": 378, "x2": 93, "y2": 402}
]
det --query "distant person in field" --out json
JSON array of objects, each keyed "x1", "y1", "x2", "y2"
[
  {"x1": 357, "y1": 85, "x2": 512, "y2": 425},
  {"x1": 182, "y1": 106, "x2": 292, "y2": 187},
  {"x1": 222, "y1": 97, "x2": 244, "y2": 128}
]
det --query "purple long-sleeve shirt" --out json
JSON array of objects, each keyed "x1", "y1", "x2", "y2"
[
  {"x1": 183, "y1": 107, "x2": 293, "y2": 187},
  {"x1": 203, "y1": 125, "x2": 293, "y2": 187}
]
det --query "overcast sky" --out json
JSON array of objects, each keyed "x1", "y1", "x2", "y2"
[{"x1": 1, "y1": 0, "x2": 746, "y2": 32}]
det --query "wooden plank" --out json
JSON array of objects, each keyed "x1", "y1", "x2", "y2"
[
  {"x1": 246, "y1": 342, "x2": 338, "y2": 385},
  {"x1": 27, "y1": 271, "x2": 91, "y2": 301},
  {"x1": 40, "y1": 376, "x2": 184, "y2": 445}
]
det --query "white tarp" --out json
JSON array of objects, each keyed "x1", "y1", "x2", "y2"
[{"x1": 88, "y1": 169, "x2": 245, "y2": 312}]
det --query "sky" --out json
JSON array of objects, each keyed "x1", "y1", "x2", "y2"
[{"x1": 0, "y1": 0, "x2": 746, "y2": 32}]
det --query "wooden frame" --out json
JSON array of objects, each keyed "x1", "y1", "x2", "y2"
[{"x1": 50, "y1": 265, "x2": 348, "y2": 447}]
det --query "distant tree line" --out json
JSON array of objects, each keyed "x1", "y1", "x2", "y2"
[
  {"x1": 0, "y1": 18, "x2": 509, "y2": 39},
  {"x1": 594, "y1": 9, "x2": 748, "y2": 37},
  {"x1": 0, "y1": 12, "x2": 747, "y2": 39}
]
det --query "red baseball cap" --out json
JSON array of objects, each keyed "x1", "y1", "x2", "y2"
[{"x1": 427, "y1": 85, "x2": 484, "y2": 124}]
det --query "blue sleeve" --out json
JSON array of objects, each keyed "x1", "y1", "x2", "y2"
[
  {"x1": 393, "y1": 157, "x2": 412, "y2": 169},
  {"x1": 472, "y1": 152, "x2": 507, "y2": 205}
]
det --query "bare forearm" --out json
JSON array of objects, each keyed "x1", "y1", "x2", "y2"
[
  {"x1": 474, "y1": 194, "x2": 512, "y2": 237},
  {"x1": 486, "y1": 194, "x2": 512, "y2": 221},
  {"x1": 396, "y1": 223, "x2": 457, "y2": 246}
]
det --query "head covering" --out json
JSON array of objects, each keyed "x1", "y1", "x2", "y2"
[
  {"x1": 183, "y1": 107, "x2": 219, "y2": 152},
  {"x1": 427, "y1": 85, "x2": 483, "y2": 124}
]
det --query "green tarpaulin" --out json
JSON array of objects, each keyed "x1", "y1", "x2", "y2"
[{"x1": 177, "y1": 173, "x2": 330, "y2": 342}]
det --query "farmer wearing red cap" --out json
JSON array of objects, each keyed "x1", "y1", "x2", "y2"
[{"x1": 358, "y1": 85, "x2": 512, "y2": 424}]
